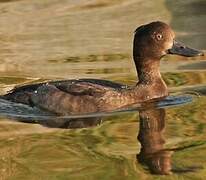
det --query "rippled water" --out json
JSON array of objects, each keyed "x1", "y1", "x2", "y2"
[{"x1": 0, "y1": 0, "x2": 205, "y2": 179}]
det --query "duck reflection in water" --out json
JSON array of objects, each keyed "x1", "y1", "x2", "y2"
[
  {"x1": 43, "y1": 108, "x2": 172, "y2": 174},
  {"x1": 137, "y1": 108, "x2": 173, "y2": 175},
  {"x1": 18, "y1": 105, "x2": 173, "y2": 175},
  {"x1": 40, "y1": 108, "x2": 172, "y2": 175},
  {"x1": 27, "y1": 107, "x2": 173, "y2": 175},
  {"x1": 38, "y1": 116, "x2": 102, "y2": 129}
]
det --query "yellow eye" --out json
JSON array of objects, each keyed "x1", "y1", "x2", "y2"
[{"x1": 156, "y1": 33, "x2": 163, "y2": 40}]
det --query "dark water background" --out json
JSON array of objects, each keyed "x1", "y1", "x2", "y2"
[{"x1": 0, "y1": 0, "x2": 205, "y2": 179}]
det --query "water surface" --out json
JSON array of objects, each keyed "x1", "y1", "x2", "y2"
[{"x1": 0, "y1": 0, "x2": 206, "y2": 179}]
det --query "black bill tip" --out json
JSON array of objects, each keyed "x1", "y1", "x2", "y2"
[{"x1": 168, "y1": 40, "x2": 204, "y2": 57}]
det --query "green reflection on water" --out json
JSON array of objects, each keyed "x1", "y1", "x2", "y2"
[
  {"x1": 0, "y1": 0, "x2": 205, "y2": 179},
  {"x1": 0, "y1": 100, "x2": 206, "y2": 179}
]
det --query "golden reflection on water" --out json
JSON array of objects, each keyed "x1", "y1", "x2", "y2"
[
  {"x1": 0, "y1": 0, "x2": 171, "y2": 78},
  {"x1": 0, "y1": 0, "x2": 205, "y2": 179},
  {"x1": 0, "y1": 99, "x2": 206, "y2": 179}
]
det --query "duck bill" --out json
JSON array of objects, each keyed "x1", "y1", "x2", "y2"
[{"x1": 168, "y1": 40, "x2": 204, "y2": 57}]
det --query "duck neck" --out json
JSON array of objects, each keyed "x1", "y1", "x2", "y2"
[
  {"x1": 120, "y1": 57, "x2": 168, "y2": 104},
  {"x1": 134, "y1": 57, "x2": 162, "y2": 84}
]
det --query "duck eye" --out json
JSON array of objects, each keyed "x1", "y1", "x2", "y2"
[{"x1": 156, "y1": 34, "x2": 163, "y2": 40}]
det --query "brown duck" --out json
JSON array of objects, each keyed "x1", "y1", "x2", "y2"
[{"x1": 1, "y1": 21, "x2": 203, "y2": 115}]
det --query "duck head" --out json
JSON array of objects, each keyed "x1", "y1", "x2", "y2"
[{"x1": 133, "y1": 21, "x2": 204, "y2": 82}]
